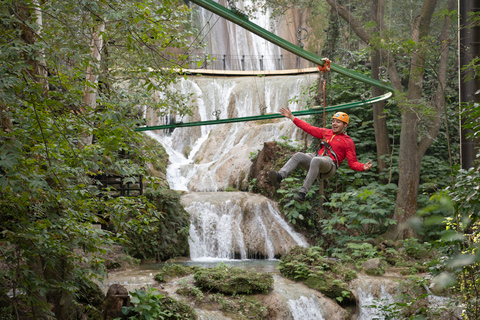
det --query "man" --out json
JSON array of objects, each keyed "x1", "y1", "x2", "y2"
[{"x1": 269, "y1": 107, "x2": 373, "y2": 203}]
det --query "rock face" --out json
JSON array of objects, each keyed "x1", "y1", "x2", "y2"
[{"x1": 182, "y1": 192, "x2": 309, "y2": 259}]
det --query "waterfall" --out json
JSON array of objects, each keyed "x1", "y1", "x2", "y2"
[
  {"x1": 145, "y1": 73, "x2": 315, "y2": 259},
  {"x1": 147, "y1": 74, "x2": 316, "y2": 192},
  {"x1": 288, "y1": 297, "x2": 326, "y2": 320},
  {"x1": 193, "y1": 0, "x2": 283, "y2": 71},
  {"x1": 273, "y1": 276, "x2": 348, "y2": 319},
  {"x1": 354, "y1": 276, "x2": 397, "y2": 320},
  {"x1": 182, "y1": 192, "x2": 309, "y2": 260}
]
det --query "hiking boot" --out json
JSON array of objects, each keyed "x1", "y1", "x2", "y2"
[
  {"x1": 269, "y1": 170, "x2": 282, "y2": 188},
  {"x1": 293, "y1": 192, "x2": 306, "y2": 203}
]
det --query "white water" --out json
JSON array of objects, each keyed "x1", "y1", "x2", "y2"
[
  {"x1": 355, "y1": 276, "x2": 397, "y2": 320},
  {"x1": 147, "y1": 74, "x2": 316, "y2": 192},
  {"x1": 273, "y1": 276, "x2": 347, "y2": 319},
  {"x1": 187, "y1": 200, "x2": 247, "y2": 259},
  {"x1": 184, "y1": 193, "x2": 309, "y2": 260},
  {"x1": 288, "y1": 296, "x2": 326, "y2": 320},
  {"x1": 193, "y1": 0, "x2": 283, "y2": 71}
]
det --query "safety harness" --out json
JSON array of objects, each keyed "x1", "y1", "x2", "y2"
[{"x1": 315, "y1": 136, "x2": 339, "y2": 169}]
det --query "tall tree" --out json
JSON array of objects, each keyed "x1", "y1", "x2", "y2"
[{"x1": 370, "y1": 0, "x2": 390, "y2": 180}]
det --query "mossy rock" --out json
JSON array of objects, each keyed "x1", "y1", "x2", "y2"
[
  {"x1": 154, "y1": 264, "x2": 199, "y2": 283},
  {"x1": 365, "y1": 267, "x2": 385, "y2": 276},
  {"x1": 75, "y1": 276, "x2": 105, "y2": 308},
  {"x1": 278, "y1": 246, "x2": 357, "y2": 303},
  {"x1": 194, "y1": 264, "x2": 273, "y2": 295},
  {"x1": 305, "y1": 277, "x2": 351, "y2": 301}
]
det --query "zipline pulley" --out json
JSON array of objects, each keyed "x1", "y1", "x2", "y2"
[
  {"x1": 212, "y1": 109, "x2": 221, "y2": 120},
  {"x1": 296, "y1": 28, "x2": 309, "y2": 49},
  {"x1": 317, "y1": 58, "x2": 331, "y2": 74},
  {"x1": 378, "y1": 66, "x2": 388, "y2": 82}
]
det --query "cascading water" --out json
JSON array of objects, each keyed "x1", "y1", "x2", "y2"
[
  {"x1": 147, "y1": 74, "x2": 316, "y2": 192},
  {"x1": 273, "y1": 276, "x2": 348, "y2": 320},
  {"x1": 183, "y1": 192, "x2": 309, "y2": 260},
  {"x1": 146, "y1": 74, "x2": 315, "y2": 259},
  {"x1": 192, "y1": 0, "x2": 283, "y2": 71},
  {"x1": 352, "y1": 276, "x2": 397, "y2": 320}
]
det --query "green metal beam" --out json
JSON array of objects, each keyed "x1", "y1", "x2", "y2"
[
  {"x1": 189, "y1": 0, "x2": 394, "y2": 93},
  {"x1": 134, "y1": 92, "x2": 392, "y2": 131}
]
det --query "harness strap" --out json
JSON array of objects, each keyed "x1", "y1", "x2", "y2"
[{"x1": 315, "y1": 141, "x2": 339, "y2": 168}]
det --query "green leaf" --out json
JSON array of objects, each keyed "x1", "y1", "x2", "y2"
[{"x1": 360, "y1": 218, "x2": 379, "y2": 225}]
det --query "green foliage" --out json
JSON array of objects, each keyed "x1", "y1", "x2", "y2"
[
  {"x1": 417, "y1": 164, "x2": 480, "y2": 319},
  {"x1": 154, "y1": 264, "x2": 198, "y2": 283},
  {"x1": 0, "y1": 0, "x2": 198, "y2": 317},
  {"x1": 193, "y1": 263, "x2": 273, "y2": 295},
  {"x1": 176, "y1": 280, "x2": 205, "y2": 301},
  {"x1": 87, "y1": 189, "x2": 190, "y2": 263},
  {"x1": 276, "y1": 176, "x2": 318, "y2": 225},
  {"x1": 322, "y1": 182, "x2": 398, "y2": 245},
  {"x1": 330, "y1": 242, "x2": 379, "y2": 268},
  {"x1": 121, "y1": 287, "x2": 196, "y2": 320},
  {"x1": 177, "y1": 280, "x2": 268, "y2": 319},
  {"x1": 278, "y1": 246, "x2": 356, "y2": 303}
]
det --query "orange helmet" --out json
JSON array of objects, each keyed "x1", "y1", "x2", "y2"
[{"x1": 332, "y1": 112, "x2": 349, "y2": 124}]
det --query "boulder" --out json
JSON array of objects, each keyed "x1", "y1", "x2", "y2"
[
  {"x1": 101, "y1": 284, "x2": 130, "y2": 320},
  {"x1": 361, "y1": 258, "x2": 384, "y2": 276}
]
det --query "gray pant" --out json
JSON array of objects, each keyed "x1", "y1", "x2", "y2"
[{"x1": 278, "y1": 152, "x2": 337, "y2": 194}]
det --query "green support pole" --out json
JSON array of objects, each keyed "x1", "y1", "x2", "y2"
[{"x1": 134, "y1": 92, "x2": 391, "y2": 131}]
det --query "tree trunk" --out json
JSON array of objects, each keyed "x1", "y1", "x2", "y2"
[
  {"x1": 370, "y1": 0, "x2": 390, "y2": 180},
  {"x1": 80, "y1": 21, "x2": 105, "y2": 148},
  {"x1": 391, "y1": 107, "x2": 421, "y2": 239},
  {"x1": 390, "y1": 0, "x2": 442, "y2": 239},
  {"x1": 18, "y1": 1, "x2": 48, "y2": 90}
]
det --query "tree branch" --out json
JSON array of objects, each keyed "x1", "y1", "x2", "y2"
[{"x1": 324, "y1": 0, "x2": 371, "y2": 44}]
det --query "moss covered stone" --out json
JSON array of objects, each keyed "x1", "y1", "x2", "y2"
[
  {"x1": 193, "y1": 263, "x2": 273, "y2": 295},
  {"x1": 278, "y1": 246, "x2": 357, "y2": 303},
  {"x1": 154, "y1": 264, "x2": 199, "y2": 283}
]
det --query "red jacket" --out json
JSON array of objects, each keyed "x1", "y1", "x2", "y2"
[{"x1": 293, "y1": 118, "x2": 365, "y2": 171}]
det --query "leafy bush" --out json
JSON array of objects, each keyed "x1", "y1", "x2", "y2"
[
  {"x1": 423, "y1": 164, "x2": 480, "y2": 319},
  {"x1": 121, "y1": 287, "x2": 196, "y2": 320},
  {"x1": 322, "y1": 182, "x2": 398, "y2": 246},
  {"x1": 329, "y1": 242, "x2": 379, "y2": 267},
  {"x1": 107, "y1": 189, "x2": 190, "y2": 261},
  {"x1": 276, "y1": 176, "x2": 319, "y2": 225},
  {"x1": 193, "y1": 263, "x2": 273, "y2": 295}
]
